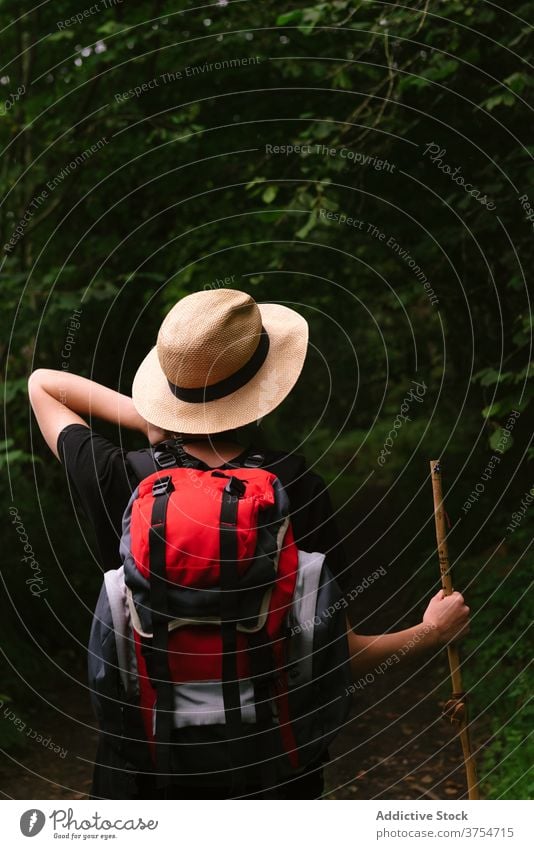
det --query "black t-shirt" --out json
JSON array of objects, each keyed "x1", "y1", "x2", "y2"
[
  {"x1": 57, "y1": 424, "x2": 348, "y2": 579},
  {"x1": 57, "y1": 424, "x2": 348, "y2": 799}
]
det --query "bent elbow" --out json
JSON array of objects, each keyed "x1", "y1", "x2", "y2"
[
  {"x1": 27, "y1": 369, "x2": 43, "y2": 399},
  {"x1": 27, "y1": 368, "x2": 52, "y2": 405}
]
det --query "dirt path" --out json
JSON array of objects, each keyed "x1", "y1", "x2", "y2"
[
  {"x1": 0, "y1": 677, "x2": 97, "y2": 800},
  {"x1": 0, "y1": 652, "x2": 476, "y2": 800},
  {"x1": 324, "y1": 654, "x2": 473, "y2": 800}
]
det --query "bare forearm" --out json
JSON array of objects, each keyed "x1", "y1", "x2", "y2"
[
  {"x1": 347, "y1": 620, "x2": 438, "y2": 679},
  {"x1": 346, "y1": 588, "x2": 470, "y2": 680},
  {"x1": 29, "y1": 369, "x2": 145, "y2": 431},
  {"x1": 28, "y1": 368, "x2": 147, "y2": 458}
]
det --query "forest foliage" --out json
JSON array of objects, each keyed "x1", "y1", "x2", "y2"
[{"x1": 1, "y1": 1, "x2": 532, "y2": 798}]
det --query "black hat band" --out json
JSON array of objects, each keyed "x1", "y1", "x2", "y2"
[{"x1": 167, "y1": 327, "x2": 270, "y2": 403}]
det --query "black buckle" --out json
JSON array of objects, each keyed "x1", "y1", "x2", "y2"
[
  {"x1": 152, "y1": 475, "x2": 175, "y2": 497},
  {"x1": 153, "y1": 450, "x2": 178, "y2": 469},
  {"x1": 225, "y1": 476, "x2": 246, "y2": 498},
  {"x1": 243, "y1": 451, "x2": 264, "y2": 468}
]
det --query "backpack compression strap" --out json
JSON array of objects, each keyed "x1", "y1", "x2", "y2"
[
  {"x1": 219, "y1": 474, "x2": 247, "y2": 794},
  {"x1": 248, "y1": 631, "x2": 277, "y2": 797},
  {"x1": 148, "y1": 474, "x2": 175, "y2": 790}
]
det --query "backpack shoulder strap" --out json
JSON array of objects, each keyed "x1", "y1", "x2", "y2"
[
  {"x1": 127, "y1": 443, "x2": 304, "y2": 484},
  {"x1": 126, "y1": 448, "x2": 160, "y2": 482},
  {"x1": 226, "y1": 446, "x2": 307, "y2": 482}
]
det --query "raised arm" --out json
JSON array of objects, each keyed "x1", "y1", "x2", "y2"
[{"x1": 28, "y1": 368, "x2": 147, "y2": 460}]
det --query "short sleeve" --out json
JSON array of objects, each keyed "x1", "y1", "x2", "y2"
[
  {"x1": 289, "y1": 471, "x2": 349, "y2": 587},
  {"x1": 57, "y1": 424, "x2": 137, "y2": 570},
  {"x1": 263, "y1": 450, "x2": 349, "y2": 587}
]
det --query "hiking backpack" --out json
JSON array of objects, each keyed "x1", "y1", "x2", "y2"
[{"x1": 88, "y1": 441, "x2": 351, "y2": 795}]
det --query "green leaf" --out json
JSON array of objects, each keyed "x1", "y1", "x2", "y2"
[
  {"x1": 333, "y1": 69, "x2": 353, "y2": 90},
  {"x1": 421, "y1": 59, "x2": 459, "y2": 82},
  {"x1": 503, "y1": 72, "x2": 532, "y2": 93},
  {"x1": 296, "y1": 211, "x2": 318, "y2": 239},
  {"x1": 245, "y1": 176, "x2": 266, "y2": 192},
  {"x1": 474, "y1": 368, "x2": 513, "y2": 387},
  {"x1": 489, "y1": 427, "x2": 513, "y2": 453},
  {"x1": 276, "y1": 10, "x2": 302, "y2": 26},
  {"x1": 483, "y1": 92, "x2": 516, "y2": 111},
  {"x1": 296, "y1": 5, "x2": 328, "y2": 36},
  {"x1": 0, "y1": 439, "x2": 35, "y2": 469},
  {"x1": 481, "y1": 402, "x2": 503, "y2": 418},
  {"x1": 257, "y1": 209, "x2": 283, "y2": 222},
  {"x1": 513, "y1": 362, "x2": 534, "y2": 383},
  {"x1": 84, "y1": 280, "x2": 119, "y2": 301},
  {"x1": 46, "y1": 30, "x2": 74, "y2": 42},
  {"x1": 2, "y1": 379, "x2": 28, "y2": 404},
  {"x1": 262, "y1": 185, "x2": 278, "y2": 204},
  {"x1": 96, "y1": 20, "x2": 127, "y2": 35}
]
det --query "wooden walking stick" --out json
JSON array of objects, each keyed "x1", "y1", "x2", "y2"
[{"x1": 429, "y1": 460, "x2": 479, "y2": 800}]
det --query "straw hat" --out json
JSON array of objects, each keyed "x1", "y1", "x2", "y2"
[{"x1": 132, "y1": 289, "x2": 309, "y2": 434}]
